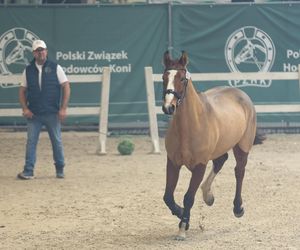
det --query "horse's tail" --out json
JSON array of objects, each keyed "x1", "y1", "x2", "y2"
[{"x1": 253, "y1": 130, "x2": 266, "y2": 145}]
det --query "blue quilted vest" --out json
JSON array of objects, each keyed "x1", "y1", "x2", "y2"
[{"x1": 26, "y1": 59, "x2": 61, "y2": 115}]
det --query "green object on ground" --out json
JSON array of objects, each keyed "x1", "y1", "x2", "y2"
[{"x1": 117, "y1": 139, "x2": 135, "y2": 155}]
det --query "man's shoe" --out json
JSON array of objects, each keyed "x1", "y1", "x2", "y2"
[
  {"x1": 17, "y1": 172, "x2": 34, "y2": 180},
  {"x1": 56, "y1": 172, "x2": 65, "y2": 179}
]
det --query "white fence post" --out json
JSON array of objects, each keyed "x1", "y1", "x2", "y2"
[
  {"x1": 97, "y1": 67, "x2": 110, "y2": 155},
  {"x1": 145, "y1": 67, "x2": 161, "y2": 154}
]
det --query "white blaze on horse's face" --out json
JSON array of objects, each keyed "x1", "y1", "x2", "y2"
[
  {"x1": 165, "y1": 70, "x2": 177, "y2": 101},
  {"x1": 164, "y1": 69, "x2": 177, "y2": 106}
]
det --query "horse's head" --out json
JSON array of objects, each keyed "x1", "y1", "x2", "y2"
[{"x1": 162, "y1": 50, "x2": 189, "y2": 115}]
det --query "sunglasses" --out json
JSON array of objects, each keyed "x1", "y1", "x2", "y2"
[{"x1": 34, "y1": 48, "x2": 46, "y2": 52}]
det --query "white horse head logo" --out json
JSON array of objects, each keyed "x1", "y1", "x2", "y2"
[
  {"x1": 225, "y1": 26, "x2": 276, "y2": 87},
  {"x1": 5, "y1": 40, "x2": 32, "y2": 66},
  {"x1": 0, "y1": 27, "x2": 40, "y2": 88}
]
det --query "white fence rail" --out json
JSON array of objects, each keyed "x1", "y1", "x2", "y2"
[
  {"x1": 0, "y1": 67, "x2": 111, "y2": 155},
  {"x1": 145, "y1": 66, "x2": 300, "y2": 154}
]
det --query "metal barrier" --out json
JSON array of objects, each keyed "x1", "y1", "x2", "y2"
[
  {"x1": 145, "y1": 66, "x2": 300, "y2": 154},
  {"x1": 0, "y1": 67, "x2": 111, "y2": 155}
]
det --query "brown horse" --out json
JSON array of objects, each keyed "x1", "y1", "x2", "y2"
[{"x1": 162, "y1": 51, "x2": 264, "y2": 240}]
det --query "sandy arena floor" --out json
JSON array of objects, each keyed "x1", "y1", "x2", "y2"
[{"x1": 0, "y1": 131, "x2": 299, "y2": 250}]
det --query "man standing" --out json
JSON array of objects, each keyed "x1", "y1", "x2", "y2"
[{"x1": 17, "y1": 39, "x2": 71, "y2": 180}]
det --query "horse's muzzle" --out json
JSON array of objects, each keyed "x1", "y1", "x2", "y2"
[{"x1": 162, "y1": 104, "x2": 175, "y2": 115}]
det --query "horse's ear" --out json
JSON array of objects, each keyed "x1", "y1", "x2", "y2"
[
  {"x1": 163, "y1": 50, "x2": 172, "y2": 68},
  {"x1": 179, "y1": 51, "x2": 188, "y2": 67}
]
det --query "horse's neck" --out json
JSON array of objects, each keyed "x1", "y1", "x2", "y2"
[
  {"x1": 175, "y1": 80, "x2": 205, "y2": 123},
  {"x1": 170, "y1": 80, "x2": 207, "y2": 149}
]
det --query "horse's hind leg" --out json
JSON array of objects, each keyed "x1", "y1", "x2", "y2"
[
  {"x1": 201, "y1": 153, "x2": 228, "y2": 206},
  {"x1": 163, "y1": 158, "x2": 183, "y2": 219},
  {"x1": 232, "y1": 145, "x2": 248, "y2": 218}
]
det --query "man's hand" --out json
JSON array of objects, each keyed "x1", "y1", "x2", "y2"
[
  {"x1": 58, "y1": 108, "x2": 67, "y2": 122},
  {"x1": 59, "y1": 81, "x2": 70, "y2": 122},
  {"x1": 22, "y1": 108, "x2": 34, "y2": 119}
]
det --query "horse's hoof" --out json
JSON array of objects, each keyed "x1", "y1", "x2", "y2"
[
  {"x1": 202, "y1": 190, "x2": 214, "y2": 206},
  {"x1": 233, "y1": 206, "x2": 244, "y2": 218},
  {"x1": 175, "y1": 222, "x2": 187, "y2": 241},
  {"x1": 204, "y1": 195, "x2": 214, "y2": 206}
]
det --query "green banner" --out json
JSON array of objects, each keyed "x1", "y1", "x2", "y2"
[
  {"x1": 0, "y1": 3, "x2": 299, "y2": 127},
  {"x1": 172, "y1": 4, "x2": 300, "y2": 101},
  {"x1": 171, "y1": 3, "x2": 300, "y2": 124},
  {"x1": 0, "y1": 5, "x2": 169, "y2": 125}
]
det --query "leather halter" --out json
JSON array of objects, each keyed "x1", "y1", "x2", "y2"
[{"x1": 163, "y1": 68, "x2": 189, "y2": 107}]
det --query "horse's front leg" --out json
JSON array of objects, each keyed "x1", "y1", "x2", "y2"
[
  {"x1": 176, "y1": 164, "x2": 206, "y2": 241},
  {"x1": 163, "y1": 158, "x2": 183, "y2": 219}
]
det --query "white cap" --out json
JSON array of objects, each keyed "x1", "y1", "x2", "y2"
[{"x1": 32, "y1": 40, "x2": 47, "y2": 51}]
